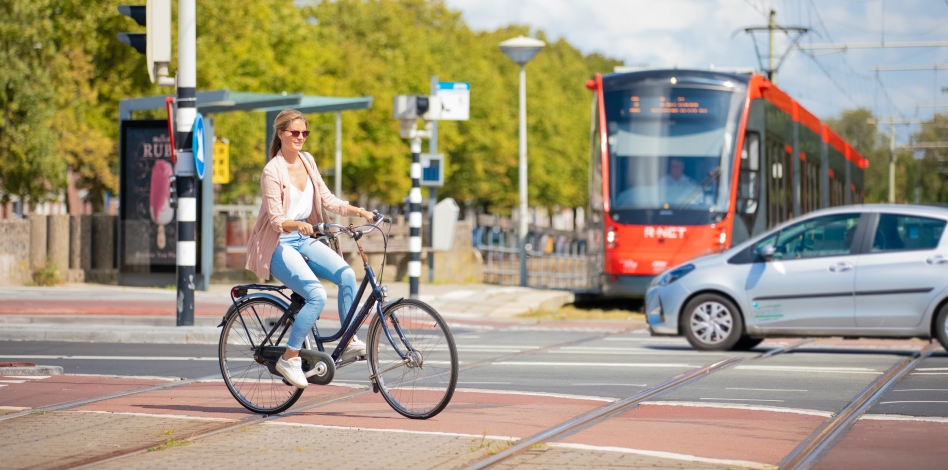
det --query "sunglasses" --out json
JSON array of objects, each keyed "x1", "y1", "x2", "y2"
[{"x1": 285, "y1": 130, "x2": 311, "y2": 138}]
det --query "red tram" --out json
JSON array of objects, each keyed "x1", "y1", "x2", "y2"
[{"x1": 585, "y1": 70, "x2": 869, "y2": 298}]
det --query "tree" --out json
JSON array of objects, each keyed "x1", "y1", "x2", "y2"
[
  {"x1": 907, "y1": 113, "x2": 948, "y2": 204},
  {"x1": 0, "y1": 0, "x2": 67, "y2": 204},
  {"x1": 824, "y1": 108, "x2": 890, "y2": 203}
]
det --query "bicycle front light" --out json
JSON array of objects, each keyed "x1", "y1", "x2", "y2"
[{"x1": 650, "y1": 263, "x2": 695, "y2": 287}]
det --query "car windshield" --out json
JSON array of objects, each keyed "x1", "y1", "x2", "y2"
[{"x1": 605, "y1": 86, "x2": 743, "y2": 215}]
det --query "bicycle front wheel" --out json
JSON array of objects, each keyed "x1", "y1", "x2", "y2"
[
  {"x1": 219, "y1": 297, "x2": 303, "y2": 414},
  {"x1": 367, "y1": 299, "x2": 458, "y2": 419}
]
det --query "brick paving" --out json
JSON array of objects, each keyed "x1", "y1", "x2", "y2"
[
  {"x1": 493, "y1": 445, "x2": 754, "y2": 469},
  {"x1": 0, "y1": 411, "x2": 226, "y2": 470},
  {"x1": 91, "y1": 422, "x2": 486, "y2": 470}
]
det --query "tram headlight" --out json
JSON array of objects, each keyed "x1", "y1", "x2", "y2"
[
  {"x1": 650, "y1": 263, "x2": 695, "y2": 287},
  {"x1": 606, "y1": 227, "x2": 617, "y2": 248}
]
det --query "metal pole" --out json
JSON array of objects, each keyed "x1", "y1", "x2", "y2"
[
  {"x1": 518, "y1": 64, "x2": 528, "y2": 287},
  {"x1": 889, "y1": 116, "x2": 896, "y2": 203},
  {"x1": 768, "y1": 9, "x2": 776, "y2": 83},
  {"x1": 335, "y1": 111, "x2": 342, "y2": 223},
  {"x1": 175, "y1": 0, "x2": 196, "y2": 326},
  {"x1": 409, "y1": 136, "x2": 422, "y2": 299},
  {"x1": 429, "y1": 76, "x2": 438, "y2": 283}
]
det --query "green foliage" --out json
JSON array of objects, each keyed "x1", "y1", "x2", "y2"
[
  {"x1": 0, "y1": 0, "x2": 65, "y2": 203},
  {"x1": 3, "y1": 0, "x2": 618, "y2": 211},
  {"x1": 32, "y1": 263, "x2": 61, "y2": 286},
  {"x1": 826, "y1": 109, "x2": 948, "y2": 205}
]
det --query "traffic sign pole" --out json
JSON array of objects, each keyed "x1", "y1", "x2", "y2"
[
  {"x1": 428, "y1": 76, "x2": 438, "y2": 283},
  {"x1": 175, "y1": 0, "x2": 196, "y2": 326}
]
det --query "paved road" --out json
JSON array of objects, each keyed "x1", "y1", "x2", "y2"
[{"x1": 2, "y1": 328, "x2": 947, "y2": 469}]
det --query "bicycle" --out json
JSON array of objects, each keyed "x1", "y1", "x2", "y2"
[{"x1": 217, "y1": 212, "x2": 459, "y2": 419}]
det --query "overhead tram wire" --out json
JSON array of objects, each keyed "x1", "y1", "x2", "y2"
[{"x1": 802, "y1": 0, "x2": 905, "y2": 116}]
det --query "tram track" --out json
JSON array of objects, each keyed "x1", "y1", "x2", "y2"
[
  {"x1": 0, "y1": 373, "x2": 222, "y2": 422},
  {"x1": 46, "y1": 325, "x2": 640, "y2": 469},
  {"x1": 463, "y1": 338, "x2": 815, "y2": 470},
  {"x1": 778, "y1": 341, "x2": 938, "y2": 470}
]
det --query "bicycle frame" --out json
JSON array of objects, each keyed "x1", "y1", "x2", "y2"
[{"x1": 228, "y1": 225, "x2": 414, "y2": 366}]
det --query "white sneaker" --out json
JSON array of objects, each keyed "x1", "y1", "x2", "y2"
[
  {"x1": 275, "y1": 356, "x2": 308, "y2": 389},
  {"x1": 339, "y1": 337, "x2": 367, "y2": 362}
]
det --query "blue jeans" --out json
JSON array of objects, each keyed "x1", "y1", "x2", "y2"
[{"x1": 270, "y1": 233, "x2": 357, "y2": 350}]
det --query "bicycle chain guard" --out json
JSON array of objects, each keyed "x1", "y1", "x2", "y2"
[{"x1": 300, "y1": 349, "x2": 335, "y2": 385}]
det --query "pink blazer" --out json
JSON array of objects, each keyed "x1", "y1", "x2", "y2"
[{"x1": 245, "y1": 151, "x2": 354, "y2": 279}]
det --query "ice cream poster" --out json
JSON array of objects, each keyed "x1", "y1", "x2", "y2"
[{"x1": 120, "y1": 121, "x2": 178, "y2": 272}]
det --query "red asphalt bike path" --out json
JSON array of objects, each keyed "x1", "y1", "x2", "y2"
[{"x1": 7, "y1": 373, "x2": 945, "y2": 468}]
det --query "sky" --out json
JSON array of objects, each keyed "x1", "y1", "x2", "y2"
[{"x1": 444, "y1": 0, "x2": 948, "y2": 144}]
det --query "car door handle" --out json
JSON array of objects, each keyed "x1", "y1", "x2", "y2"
[
  {"x1": 926, "y1": 255, "x2": 948, "y2": 265},
  {"x1": 828, "y1": 262, "x2": 853, "y2": 273}
]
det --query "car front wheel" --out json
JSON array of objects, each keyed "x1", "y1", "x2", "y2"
[
  {"x1": 682, "y1": 294, "x2": 744, "y2": 351},
  {"x1": 935, "y1": 304, "x2": 948, "y2": 352}
]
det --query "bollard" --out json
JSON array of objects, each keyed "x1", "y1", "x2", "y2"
[
  {"x1": 27, "y1": 214, "x2": 47, "y2": 271},
  {"x1": 91, "y1": 214, "x2": 115, "y2": 270},
  {"x1": 47, "y1": 214, "x2": 70, "y2": 274}
]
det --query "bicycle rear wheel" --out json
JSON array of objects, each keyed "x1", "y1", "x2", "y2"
[
  {"x1": 367, "y1": 299, "x2": 458, "y2": 419},
  {"x1": 219, "y1": 297, "x2": 303, "y2": 414}
]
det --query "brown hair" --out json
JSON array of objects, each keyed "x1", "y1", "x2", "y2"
[{"x1": 268, "y1": 109, "x2": 308, "y2": 160}]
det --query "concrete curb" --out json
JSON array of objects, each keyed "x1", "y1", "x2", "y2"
[
  {"x1": 0, "y1": 325, "x2": 222, "y2": 344},
  {"x1": 0, "y1": 365, "x2": 64, "y2": 375}
]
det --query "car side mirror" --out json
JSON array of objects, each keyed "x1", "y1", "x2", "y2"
[{"x1": 757, "y1": 244, "x2": 776, "y2": 261}]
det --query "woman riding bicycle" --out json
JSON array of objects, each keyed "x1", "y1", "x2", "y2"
[{"x1": 245, "y1": 109, "x2": 376, "y2": 389}]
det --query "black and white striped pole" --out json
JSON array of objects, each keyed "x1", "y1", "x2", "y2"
[
  {"x1": 394, "y1": 95, "x2": 440, "y2": 300},
  {"x1": 175, "y1": 0, "x2": 197, "y2": 326},
  {"x1": 409, "y1": 137, "x2": 423, "y2": 298}
]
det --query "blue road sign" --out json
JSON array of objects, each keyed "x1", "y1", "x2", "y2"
[{"x1": 192, "y1": 113, "x2": 206, "y2": 180}]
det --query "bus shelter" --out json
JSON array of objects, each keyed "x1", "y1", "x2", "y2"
[{"x1": 117, "y1": 90, "x2": 372, "y2": 288}]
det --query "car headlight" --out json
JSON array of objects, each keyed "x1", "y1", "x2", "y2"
[{"x1": 650, "y1": 263, "x2": 695, "y2": 287}]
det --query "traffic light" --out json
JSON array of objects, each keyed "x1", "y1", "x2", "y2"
[{"x1": 117, "y1": 0, "x2": 173, "y2": 85}]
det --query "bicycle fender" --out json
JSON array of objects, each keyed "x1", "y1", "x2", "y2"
[
  {"x1": 381, "y1": 297, "x2": 406, "y2": 312},
  {"x1": 217, "y1": 292, "x2": 290, "y2": 328}
]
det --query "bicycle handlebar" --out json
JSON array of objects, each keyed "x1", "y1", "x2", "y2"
[{"x1": 312, "y1": 211, "x2": 390, "y2": 240}]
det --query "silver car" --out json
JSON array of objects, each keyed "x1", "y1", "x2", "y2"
[{"x1": 645, "y1": 204, "x2": 948, "y2": 351}]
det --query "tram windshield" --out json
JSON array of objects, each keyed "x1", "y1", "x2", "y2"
[{"x1": 605, "y1": 85, "x2": 744, "y2": 224}]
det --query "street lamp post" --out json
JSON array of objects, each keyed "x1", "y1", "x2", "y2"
[{"x1": 500, "y1": 35, "x2": 544, "y2": 288}]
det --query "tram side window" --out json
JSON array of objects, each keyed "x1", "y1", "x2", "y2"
[{"x1": 737, "y1": 132, "x2": 760, "y2": 226}]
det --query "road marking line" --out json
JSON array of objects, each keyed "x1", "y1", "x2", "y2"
[
  {"x1": 569, "y1": 383, "x2": 648, "y2": 387},
  {"x1": 700, "y1": 397, "x2": 785, "y2": 402},
  {"x1": 0, "y1": 384, "x2": 6, "y2": 388},
  {"x1": 727, "y1": 387, "x2": 807, "y2": 392},
  {"x1": 493, "y1": 361, "x2": 696, "y2": 368},
  {"x1": 548, "y1": 349, "x2": 728, "y2": 356},
  {"x1": 916, "y1": 367, "x2": 948, "y2": 371},
  {"x1": 736, "y1": 365, "x2": 881, "y2": 374},
  {"x1": 603, "y1": 338, "x2": 688, "y2": 344},
  {"x1": 549, "y1": 443, "x2": 776, "y2": 470},
  {"x1": 454, "y1": 387, "x2": 615, "y2": 402},
  {"x1": 457, "y1": 381, "x2": 512, "y2": 384},
  {"x1": 894, "y1": 389, "x2": 948, "y2": 392},
  {"x1": 0, "y1": 375, "x2": 49, "y2": 379},
  {"x1": 0, "y1": 355, "x2": 221, "y2": 361},
  {"x1": 75, "y1": 410, "x2": 233, "y2": 422},
  {"x1": 644, "y1": 401, "x2": 833, "y2": 417},
  {"x1": 878, "y1": 401, "x2": 948, "y2": 404},
  {"x1": 860, "y1": 414, "x2": 948, "y2": 423},
  {"x1": 0, "y1": 380, "x2": 26, "y2": 384},
  {"x1": 267, "y1": 421, "x2": 518, "y2": 441},
  {"x1": 911, "y1": 372, "x2": 948, "y2": 375}
]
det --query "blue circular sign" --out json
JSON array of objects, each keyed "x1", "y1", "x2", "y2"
[{"x1": 192, "y1": 113, "x2": 206, "y2": 180}]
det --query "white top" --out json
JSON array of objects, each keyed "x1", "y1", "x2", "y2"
[{"x1": 286, "y1": 179, "x2": 314, "y2": 222}]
